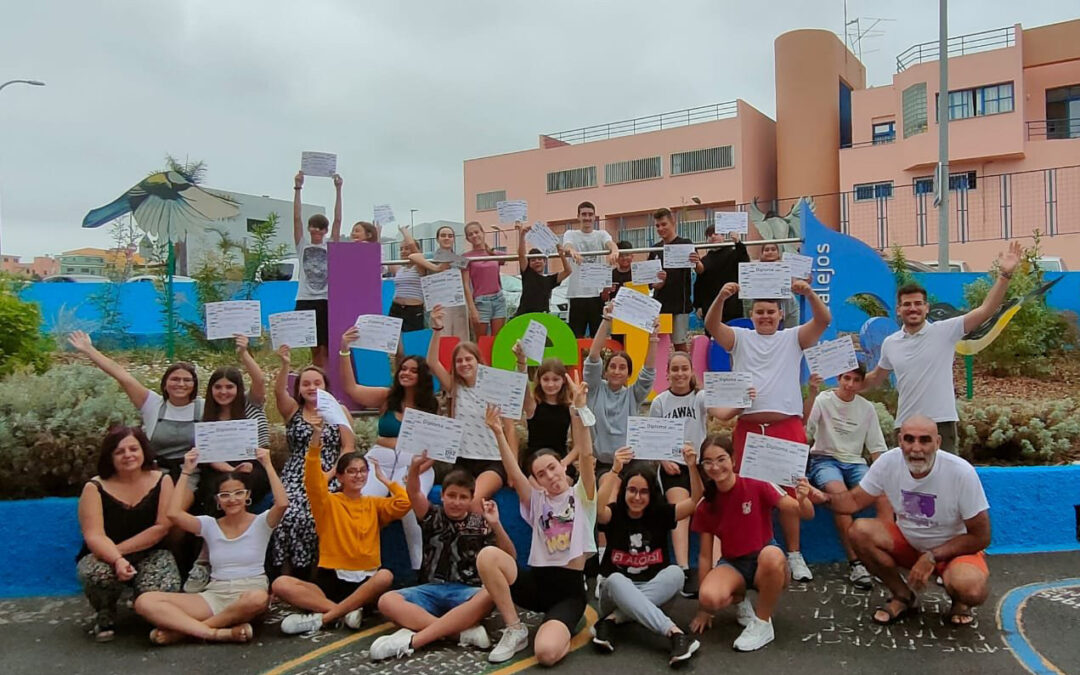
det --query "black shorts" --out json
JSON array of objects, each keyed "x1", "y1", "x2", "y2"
[
  {"x1": 455, "y1": 458, "x2": 507, "y2": 484},
  {"x1": 657, "y1": 463, "x2": 691, "y2": 493},
  {"x1": 510, "y1": 565, "x2": 587, "y2": 633},
  {"x1": 389, "y1": 302, "x2": 425, "y2": 333},
  {"x1": 295, "y1": 299, "x2": 329, "y2": 347},
  {"x1": 315, "y1": 567, "x2": 379, "y2": 604},
  {"x1": 718, "y1": 545, "x2": 777, "y2": 591}
]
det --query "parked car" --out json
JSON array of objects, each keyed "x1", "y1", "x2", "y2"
[
  {"x1": 921, "y1": 260, "x2": 971, "y2": 272},
  {"x1": 256, "y1": 257, "x2": 298, "y2": 282},
  {"x1": 501, "y1": 274, "x2": 569, "y2": 322},
  {"x1": 1036, "y1": 256, "x2": 1068, "y2": 272},
  {"x1": 40, "y1": 274, "x2": 110, "y2": 283},
  {"x1": 126, "y1": 274, "x2": 194, "y2": 283}
]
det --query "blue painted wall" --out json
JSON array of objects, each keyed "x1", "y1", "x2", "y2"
[{"x1": 7, "y1": 465, "x2": 1078, "y2": 598}]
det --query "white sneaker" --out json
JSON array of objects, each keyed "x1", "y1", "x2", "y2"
[
  {"x1": 788, "y1": 551, "x2": 813, "y2": 582},
  {"x1": 459, "y1": 624, "x2": 491, "y2": 649},
  {"x1": 488, "y1": 624, "x2": 529, "y2": 663},
  {"x1": 280, "y1": 613, "x2": 324, "y2": 635},
  {"x1": 370, "y1": 628, "x2": 414, "y2": 661},
  {"x1": 594, "y1": 574, "x2": 605, "y2": 600},
  {"x1": 736, "y1": 598, "x2": 756, "y2": 627},
  {"x1": 343, "y1": 608, "x2": 363, "y2": 630},
  {"x1": 848, "y1": 561, "x2": 873, "y2": 590},
  {"x1": 183, "y1": 560, "x2": 211, "y2": 593},
  {"x1": 733, "y1": 616, "x2": 775, "y2": 652}
]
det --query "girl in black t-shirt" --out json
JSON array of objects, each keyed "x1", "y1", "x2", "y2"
[
  {"x1": 520, "y1": 354, "x2": 575, "y2": 472},
  {"x1": 592, "y1": 444, "x2": 704, "y2": 666}
]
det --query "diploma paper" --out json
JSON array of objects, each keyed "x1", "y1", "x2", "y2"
[
  {"x1": 579, "y1": 261, "x2": 613, "y2": 290},
  {"x1": 626, "y1": 417, "x2": 686, "y2": 463},
  {"x1": 315, "y1": 389, "x2": 351, "y2": 429},
  {"x1": 803, "y1": 335, "x2": 860, "y2": 380},
  {"x1": 662, "y1": 243, "x2": 695, "y2": 269},
  {"x1": 703, "y1": 371, "x2": 754, "y2": 408},
  {"x1": 612, "y1": 286, "x2": 661, "y2": 334},
  {"x1": 525, "y1": 221, "x2": 560, "y2": 254},
  {"x1": 269, "y1": 311, "x2": 318, "y2": 349},
  {"x1": 740, "y1": 433, "x2": 810, "y2": 488},
  {"x1": 713, "y1": 211, "x2": 749, "y2": 235},
  {"x1": 474, "y1": 365, "x2": 529, "y2": 419},
  {"x1": 396, "y1": 408, "x2": 465, "y2": 463},
  {"x1": 519, "y1": 320, "x2": 547, "y2": 363},
  {"x1": 631, "y1": 259, "x2": 663, "y2": 285},
  {"x1": 738, "y1": 262, "x2": 793, "y2": 299},
  {"x1": 194, "y1": 419, "x2": 260, "y2": 463},
  {"x1": 421, "y1": 268, "x2": 467, "y2": 309},
  {"x1": 432, "y1": 248, "x2": 469, "y2": 270},
  {"x1": 785, "y1": 253, "x2": 813, "y2": 279},
  {"x1": 351, "y1": 315, "x2": 403, "y2": 354},
  {"x1": 204, "y1": 301, "x2": 262, "y2": 340},
  {"x1": 300, "y1": 151, "x2": 337, "y2": 178},
  {"x1": 496, "y1": 199, "x2": 528, "y2": 225},
  {"x1": 373, "y1": 204, "x2": 395, "y2": 226}
]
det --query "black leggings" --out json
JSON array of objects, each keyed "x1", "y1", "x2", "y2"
[{"x1": 510, "y1": 565, "x2": 587, "y2": 633}]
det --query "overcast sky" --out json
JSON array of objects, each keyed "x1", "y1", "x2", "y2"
[{"x1": 0, "y1": 1, "x2": 1075, "y2": 258}]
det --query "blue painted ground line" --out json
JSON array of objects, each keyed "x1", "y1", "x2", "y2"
[{"x1": 996, "y1": 577, "x2": 1080, "y2": 675}]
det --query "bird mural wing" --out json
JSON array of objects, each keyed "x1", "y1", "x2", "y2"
[
  {"x1": 83, "y1": 171, "x2": 239, "y2": 239},
  {"x1": 955, "y1": 276, "x2": 1064, "y2": 355}
]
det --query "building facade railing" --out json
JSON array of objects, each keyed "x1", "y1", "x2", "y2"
[
  {"x1": 545, "y1": 101, "x2": 738, "y2": 145},
  {"x1": 1026, "y1": 118, "x2": 1080, "y2": 141},
  {"x1": 895, "y1": 25, "x2": 1015, "y2": 72}
]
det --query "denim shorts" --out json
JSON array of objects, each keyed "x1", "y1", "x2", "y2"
[
  {"x1": 395, "y1": 582, "x2": 481, "y2": 617},
  {"x1": 807, "y1": 455, "x2": 868, "y2": 490},
  {"x1": 473, "y1": 290, "x2": 507, "y2": 322}
]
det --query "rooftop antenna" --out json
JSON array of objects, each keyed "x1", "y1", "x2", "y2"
[{"x1": 843, "y1": 0, "x2": 893, "y2": 61}]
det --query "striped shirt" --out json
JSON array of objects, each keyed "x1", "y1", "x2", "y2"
[{"x1": 394, "y1": 265, "x2": 424, "y2": 302}]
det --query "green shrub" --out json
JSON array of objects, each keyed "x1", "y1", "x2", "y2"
[
  {"x1": 958, "y1": 397, "x2": 1080, "y2": 464},
  {"x1": 0, "y1": 289, "x2": 53, "y2": 377}
]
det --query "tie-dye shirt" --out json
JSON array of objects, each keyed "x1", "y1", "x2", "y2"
[{"x1": 521, "y1": 480, "x2": 597, "y2": 567}]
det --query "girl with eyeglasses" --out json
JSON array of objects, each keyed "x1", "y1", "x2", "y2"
[{"x1": 133, "y1": 445, "x2": 288, "y2": 645}]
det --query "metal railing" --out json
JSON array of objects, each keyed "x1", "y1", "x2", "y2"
[
  {"x1": 545, "y1": 101, "x2": 738, "y2": 145},
  {"x1": 1026, "y1": 118, "x2": 1080, "y2": 141},
  {"x1": 841, "y1": 136, "x2": 896, "y2": 150},
  {"x1": 895, "y1": 26, "x2": 1015, "y2": 72}
]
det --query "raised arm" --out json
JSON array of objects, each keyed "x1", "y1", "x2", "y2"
[
  {"x1": 169, "y1": 450, "x2": 205, "y2": 535},
  {"x1": 588, "y1": 302, "x2": 615, "y2": 362},
  {"x1": 566, "y1": 371, "x2": 596, "y2": 500},
  {"x1": 337, "y1": 328, "x2": 391, "y2": 409},
  {"x1": 964, "y1": 241, "x2": 1021, "y2": 334},
  {"x1": 554, "y1": 244, "x2": 572, "y2": 283},
  {"x1": 234, "y1": 334, "x2": 266, "y2": 406},
  {"x1": 426, "y1": 306, "x2": 453, "y2": 390},
  {"x1": 330, "y1": 173, "x2": 343, "y2": 242},
  {"x1": 803, "y1": 374, "x2": 822, "y2": 424},
  {"x1": 293, "y1": 171, "x2": 304, "y2": 245},
  {"x1": 486, "y1": 404, "x2": 531, "y2": 504},
  {"x1": 482, "y1": 499, "x2": 517, "y2": 558},
  {"x1": 516, "y1": 223, "x2": 528, "y2": 270},
  {"x1": 704, "y1": 283, "x2": 738, "y2": 351},
  {"x1": 68, "y1": 331, "x2": 150, "y2": 410},
  {"x1": 258, "y1": 447, "x2": 289, "y2": 528},
  {"x1": 596, "y1": 447, "x2": 632, "y2": 524},
  {"x1": 274, "y1": 345, "x2": 299, "y2": 420},
  {"x1": 795, "y1": 280, "x2": 831, "y2": 349},
  {"x1": 675, "y1": 444, "x2": 704, "y2": 520},
  {"x1": 406, "y1": 452, "x2": 435, "y2": 520}
]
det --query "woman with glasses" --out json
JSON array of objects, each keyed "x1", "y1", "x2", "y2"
[{"x1": 134, "y1": 446, "x2": 288, "y2": 644}]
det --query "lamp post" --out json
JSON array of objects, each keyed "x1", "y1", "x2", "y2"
[
  {"x1": 410, "y1": 209, "x2": 418, "y2": 227},
  {"x1": 0, "y1": 80, "x2": 45, "y2": 94}
]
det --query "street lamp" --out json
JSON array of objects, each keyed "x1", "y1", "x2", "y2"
[
  {"x1": 0, "y1": 80, "x2": 46, "y2": 94},
  {"x1": 410, "y1": 208, "x2": 418, "y2": 227}
]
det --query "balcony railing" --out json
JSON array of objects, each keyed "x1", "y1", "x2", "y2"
[
  {"x1": 895, "y1": 26, "x2": 1015, "y2": 72},
  {"x1": 1027, "y1": 118, "x2": 1080, "y2": 141},
  {"x1": 545, "y1": 101, "x2": 738, "y2": 145}
]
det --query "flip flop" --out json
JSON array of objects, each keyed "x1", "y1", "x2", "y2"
[
  {"x1": 93, "y1": 623, "x2": 115, "y2": 643},
  {"x1": 946, "y1": 601, "x2": 975, "y2": 627},
  {"x1": 872, "y1": 592, "x2": 919, "y2": 625}
]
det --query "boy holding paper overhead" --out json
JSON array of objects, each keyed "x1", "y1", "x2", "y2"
[
  {"x1": 292, "y1": 170, "x2": 343, "y2": 369},
  {"x1": 514, "y1": 222, "x2": 571, "y2": 316},
  {"x1": 648, "y1": 208, "x2": 696, "y2": 353}
]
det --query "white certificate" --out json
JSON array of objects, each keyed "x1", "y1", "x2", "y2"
[
  {"x1": 351, "y1": 314, "x2": 402, "y2": 354},
  {"x1": 316, "y1": 389, "x2": 351, "y2": 429},
  {"x1": 194, "y1": 419, "x2": 260, "y2": 463},
  {"x1": 612, "y1": 286, "x2": 661, "y2": 334},
  {"x1": 474, "y1": 365, "x2": 529, "y2": 419},
  {"x1": 396, "y1": 408, "x2": 464, "y2": 463},
  {"x1": 300, "y1": 151, "x2": 337, "y2": 178},
  {"x1": 373, "y1": 204, "x2": 395, "y2": 226},
  {"x1": 432, "y1": 248, "x2": 469, "y2": 270},
  {"x1": 631, "y1": 259, "x2": 663, "y2": 285},
  {"x1": 662, "y1": 244, "x2": 695, "y2": 269},
  {"x1": 785, "y1": 253, "x2": 813, "y2": 279},
  {"x1": 703, "y1": 371, "x2": 754, "y2": 408},
  {"x1": 803, "y1": 336, "x2": 860, "y2": 380},
  {"x1": 496, "y1": 199, "x2": 528, "y2": 225},
  {"x1": 579, "y1": 261, "x2": 612, "y2": 289},
  {"x1": 626, "y1": 417, "x2": 686, "y2": 463},
  {"x1": 525, "y1": 221, "x2": 560, "y2": 254},
  {"x1": 269, "y1": 311, "x2": 318, "y2": 349},
  {"x1": 421, "y1": 268, "x2": 467, "y2": 309},
  {"x1": 740, "y1": 433, "x2": 810, "y2": 488},
  {"x1": 714, "y1": 211, "x2": 749, "y2": 235},
  {"x1": 738, "y1": 262, "x2": 793, "y2": 299},
  {"x1": 519, "y1": 320, "x2": 547, "y2": 363},
  {"x1": 204, "y1": 301, "x2": 262, "y2": 340}
]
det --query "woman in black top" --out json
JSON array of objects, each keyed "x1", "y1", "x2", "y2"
[{"x1": 519, "y1": 355, "x2": 575, "y2": 471}]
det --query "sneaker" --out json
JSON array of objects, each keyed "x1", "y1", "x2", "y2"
[
  {"x1": 680, "y1": 567, "x2": 698, "y2": 599},
  {"x1": 736, "y1": 598, "x2": 756, "y2": 627},
  {"x1": 488, "y1": 624, "x2": 529, "y2": 663},
  {"x1": 458, "y1": 624, "x2": 491, "y2": 649},
  {"x1": 668, "y1": 632, "x2": 700, "y2": 665},
  {"x1": 343, "y1": 608, "x2": 363, "y2": 630},
  {"x1": 369, "y1": 628, "x2": 414, "y2": 661},
  {"x1": 788, "y1": 552, "x2": 813, "y2": 582},
  {"x1": 280, "y1": 613, "x2": 324, "y2": 635},
  {"x1": 591, "y1": 619, "x2": 616, "y2": 653},
  {"x1": 595, "y1": 574, "x2": 605, "y2": 600},
  {"x1": 183, "y1": 560, "x2": 211, "y2": 593},
  {"x1": 733, "y1": 616, "x2": 775, "y2": 652},
  {"x1": 848, "y1": 561, "x2": 873, "y2": 590}
]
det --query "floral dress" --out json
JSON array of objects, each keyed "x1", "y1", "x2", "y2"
[{"x1": 269, "y1": 411, "x2": 342, "y2": 570}]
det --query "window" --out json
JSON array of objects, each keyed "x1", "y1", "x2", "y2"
[
  {"x1": 839, "y1": 81, "x2": 853, "y2": 148},
  {"x1": 872, "y1": 121, "x2": 896, "y2": 144},
  {"x1": 1046, "y1": 84, "x2": 1080, "y2": 139},
  {"x1": 620, "y1": 227, "x2": 651, "y2": 249},
  {"x1": 604, "y1": 156, "x2": 662, "y2": 184},
  {"x1": 913, "y1": 171, "x2": 977, "y2": 195},
  {"x1": 679, "y1": 219, "x2": 708, "y2": 242},
  {"x1": 981, "y1": 83, "x2": 1014, "y2": 115},
  {"x1": 670, "y1": 146, "x2": 734, "y2": 175},
  {"x1": 902, "y1": 83, "x2": 928, "y2": 138},
  {"x1": 476, "y1": 190, "x2": 506, "y2": 211},
  {"x1": 853, "y1": 181, "x2": 893, "y2": 201},
  {"x1": 935, "y1": 82, "x2": 1014, "y2": 120},
  {"x1": 546, "y1": 167, "x2": 596, "y2": 192}
]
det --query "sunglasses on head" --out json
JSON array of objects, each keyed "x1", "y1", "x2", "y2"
[{"x1": 901, "y1": 434, "x2": 934, "y2": 444}]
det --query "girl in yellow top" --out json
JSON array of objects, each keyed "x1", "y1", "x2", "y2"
[{"x1": 272, "y1": 424, "x2": 411, "y2": 635}]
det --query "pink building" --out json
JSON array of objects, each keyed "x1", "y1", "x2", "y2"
[
  {"x1": 0, "y1": 254, "x2": 58, "y2": 278},
  {"x1": 463, "y1": 18, "x2": 1080, "y2": 270}
]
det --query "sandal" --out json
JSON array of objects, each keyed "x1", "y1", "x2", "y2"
[
  {"x1": 215, "y1": 623, "x2": 254, "y2": 643},
  {"x1": 946, "y1": 601, "x2": 975, "y2": 627},
  {"x1": 92, "y1": 623, "x2": 115, "y2": 643},
  {"x1": 872, "y1": 592, "x2": 919, "y2": 625},
  {"x1": 149, "y1": 628, "x2": 185, "y2": 646}
]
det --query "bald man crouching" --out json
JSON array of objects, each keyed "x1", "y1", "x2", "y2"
[{"x1": 811, "y1": 415, "x2": 990, "y2": 627}]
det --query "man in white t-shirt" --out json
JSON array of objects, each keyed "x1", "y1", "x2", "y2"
[
  {"x1": 562, "y1": 201, "x2": 619, "y2": 338},
  {"x1": 815, "y1": 415, "x2": 991, "y2": 627},
  {"x1": 803, "y1": 366, "x2": 888, "y2": 589},
  {"x1": 292, "y1": 170, "x2": 344, "y2": 368},
  {"x1": 864, "y1": 242, "x2": 1022, "y2": 452},
  {"x1": 705, "y1": 278, "x2": 831, "y2": 581}
]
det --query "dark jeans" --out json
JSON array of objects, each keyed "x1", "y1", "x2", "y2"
[{"x1": 569, "y1": 297, "x2": 604, "y2": 338}]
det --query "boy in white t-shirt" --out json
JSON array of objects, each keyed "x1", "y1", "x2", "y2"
[
  {"x1": 562, "y1": 201, "x2": 619, "y2": 338},
  {"x1": 803, "y1": 366, "x2": 888, "y2": 589},
  {"x1": 813, "y1": 415, "x2": 991, "y2": 628},
  {"x1": 292, "y1": 170, "x2": 344, "y2": 369}
]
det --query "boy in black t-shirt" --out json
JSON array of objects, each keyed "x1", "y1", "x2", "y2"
[
  {"x1": 514, "y1": 223, "x2": 572, "y2": 316},
  {"x1": 603, "y1": 240, "x2": 634, "y2": 303}
]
